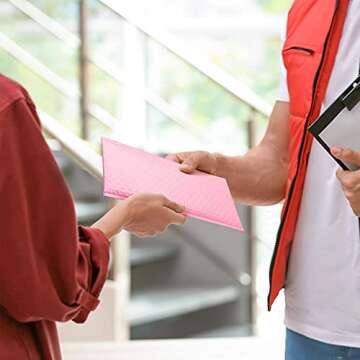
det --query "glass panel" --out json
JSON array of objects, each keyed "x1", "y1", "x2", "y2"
[
  {"x1": 1, "y1": 49, "x2": 81, "y2": 136},
  {"x1": 147, "y1": 39, "x2": 253, "y2": 152},
  {"x1": 88, "y1": 63, "x2": 122, "y2": 117},
  {"x1": 28, "y1": 0, "x2": 79, "y2": 32},
  {"x1": 89, "y1": 115, "x2": 113, "y2": 151},
  {"x1": 146, "y1": 106, "x2": 204, "y2": 153},
  {"x1": 3, "y1": 3, "x2": 78, "y2": 82},
  {"x1": 88, "y1": 0, "x2": 125, "y2": 66}
]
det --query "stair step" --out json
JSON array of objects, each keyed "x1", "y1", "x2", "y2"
[
  {"x1": 47, "y1": 139, "x2": 73, "y2": 173},
  {"x1": 75, "y1": 201, "x2": 108, "y2": 224},
  {"x1": 129, "y1": 285, "x2": 241, "y2": 327},
  {"x1": 55, "y1": 155, "x2": 73, "y2": 174},
  {"x1": 131, "y1": 242, "x2": 179, "y2": 267}
]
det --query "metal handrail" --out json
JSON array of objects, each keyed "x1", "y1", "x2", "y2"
[
  {"x1": 98, "y1": 0, "x2": 272, "y2": 118},
  {"x1": 0, "y1": 29, "x2": 211, "y2": 141},
  {"x1": 0, "y1": 32, "x2": 116, "y2": 128},
  {"x1": 8, "y1": 0, "x2": 79, "y2": 47},
  {"x1": 8, "y1": 0, "x2": 125, "y2": 82},
  {"x1": 8, "y1": 0, "x2": 271, "y2": 122},
  {"x1": 5, "y1": 0, "x2": 215, "y2": 141},
  {"x1": 41, "y1": 111, "x2": 103, "y2": 180}
]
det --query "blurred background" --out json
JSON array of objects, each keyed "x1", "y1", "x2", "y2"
[{"x1": 0, "y1": 0, "x2": 291, "y2": 356}]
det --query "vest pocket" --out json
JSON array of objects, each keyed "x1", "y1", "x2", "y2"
[
  {"x1": 283, "y1": 46, "x2": 315, "y2": 56},
  {"x1": 282, "y1": 45, "x2": 317, "y2": 117}
]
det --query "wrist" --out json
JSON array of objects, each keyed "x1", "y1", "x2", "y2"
[
  {"x1": 92, "y1": 201, "x2": 128, "y2": 239},
  {"x1": 91, "y1": 223, "x2": 115, "y2": 241},
  {"x1": 120, "y1": 197, "x2": 133, "y2": 229},
  {"x1": 212, "y1": 152, "x2": 226, "y2": 177}
]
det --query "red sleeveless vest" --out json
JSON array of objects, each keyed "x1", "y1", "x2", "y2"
[{"x1": 268, "y1": 0, "x2": 350, "y2": 310}]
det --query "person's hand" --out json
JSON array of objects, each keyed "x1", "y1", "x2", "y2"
[
  {"x1": 92, "y1": 193, "x2": 186, "y2": 239},
  {"x1": 331, "y1": 147, "x2": 360, "y2": 217},
  {"x1": 122, "y1": 193, "x2": 186, "y2": 237},
  {"x1": 166, "y1": 151, "x2": 218, "y2": 174}
]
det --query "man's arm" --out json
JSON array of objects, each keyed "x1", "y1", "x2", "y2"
[{"x1": 168, "y1": 101, "x2": 290, "y2": 206}]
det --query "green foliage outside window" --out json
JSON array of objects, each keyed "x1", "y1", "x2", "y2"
[{"x1": 256, "y1": 0, "x2": 292, "y2": 13}]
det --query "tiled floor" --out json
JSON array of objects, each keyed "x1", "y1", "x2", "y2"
[{"x1": 62, "y1": 336, "x2": 285, "y2": 360}]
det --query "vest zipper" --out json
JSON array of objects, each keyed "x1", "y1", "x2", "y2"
[{"x1": 268, "y1": 0, "x2": 340, "y2": 310}]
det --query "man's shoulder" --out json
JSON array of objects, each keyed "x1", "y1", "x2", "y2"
[{"x1": 0, "y1": 74, "x2": 29, "y2": 113}]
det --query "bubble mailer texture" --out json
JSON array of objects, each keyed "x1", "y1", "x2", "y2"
[{"x1": 102, "y1": 138, "x2": 243, "y2": 231}]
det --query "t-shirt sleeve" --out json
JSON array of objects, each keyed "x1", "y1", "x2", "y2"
[
  {"x1": 278, "y1": 57, "x2": 290, "y2": 102},
  {"x1": 277, "y1": 31, "x2": 289, "y2": 103}
]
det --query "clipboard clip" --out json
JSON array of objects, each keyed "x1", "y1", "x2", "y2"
[{"x1": 341, "y1": 79, "x2": 360, "y2": 111}]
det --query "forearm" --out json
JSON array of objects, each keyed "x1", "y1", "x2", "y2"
[
  {"x1": 91, "y1": 193, "x2": 186, "y2": 239},
  {"x1": 215, "y1": 143, "x2": 288, "y2": 206},
  {"x1": 92, "y1": 201, "x2": 127, "y2": 240}
]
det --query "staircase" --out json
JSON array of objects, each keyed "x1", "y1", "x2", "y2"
[{"x1": 0, "y1": 0, "x2": 271, "y2": 341}]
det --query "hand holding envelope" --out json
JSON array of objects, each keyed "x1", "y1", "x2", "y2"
[{"x1": 102, "y1": 138, "x2": 243, "y2": 231}]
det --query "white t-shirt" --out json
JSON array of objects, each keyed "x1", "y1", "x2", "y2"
[{"x1": 279, "y1": 0, "x2": 360, "y2": 347}]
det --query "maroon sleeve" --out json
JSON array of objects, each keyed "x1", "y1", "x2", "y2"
[{"x1": 0, "y1": 98, "x2": 110, "y2": 324}]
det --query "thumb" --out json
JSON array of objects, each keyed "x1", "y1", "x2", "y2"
[
  {"x1": 179, "y1": 155, "x2": 199, "y2": 173},
  {"x1": 331, "y1": 147, "x2": 360, "y2": 167}
]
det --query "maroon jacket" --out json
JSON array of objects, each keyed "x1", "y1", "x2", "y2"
[{"x1": 0, "y1": 74, "x2": 110, "y2": 359}]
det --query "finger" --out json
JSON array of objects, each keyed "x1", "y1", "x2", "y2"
[
  {"x1": 163, "y1": 198, "x2": 185, "y2": 213},
  {"x1": 166, "y1": 153, "x2": 182, "y2": 163},
  {"x1": 179, "y1": 153, "x2": 202, "y2": 173},
  {"x1": 166, "y1": 210, "x2": 187, "y2": 225},
  {"x1": 166, "y1": 152, "x2": 192, "y2": 164},
  {"x1": 336, "y1": 167, "x2": 353, "y2": 192},
  {"x1": 337, "y1": 169, "x2": 352, "y2": 190},
  {"x1": 336, "y1": 167, "x2": 345, "y2": 181},
  {"x1": 331, "y1": 147, "x2": 360, "y2": 167},
  {"x1": 337, "y1": 170, "x2": 360, "y2": 193},
  {"x1": 135, "y1": 231, "x2": 148, "y2": 238}
]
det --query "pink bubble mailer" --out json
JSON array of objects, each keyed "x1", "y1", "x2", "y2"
[{"x1": 102, "y1": 138, "x2": 243, "y2": 231}]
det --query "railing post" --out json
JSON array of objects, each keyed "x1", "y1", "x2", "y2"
[
  {"x1": 79, "y1": 0, "x2": 89, "y2": 140},
  {"x1": 111, "y1": 229, "x2": 130, "y2": 341},
  {"x1": 246, "y1": 109, "x2": 257, "y2": 327}
]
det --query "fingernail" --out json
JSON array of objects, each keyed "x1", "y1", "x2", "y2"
[
  {"x1": 180, "y1": 164, "x2": 190, "y2": 170},
  {"x1": 332, "y1": 147, "x2": 342, "y2": 156}
]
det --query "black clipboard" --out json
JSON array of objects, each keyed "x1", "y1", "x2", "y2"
[{"x1": 309, "y1": 75, "x2": 360, "y2": 171}]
